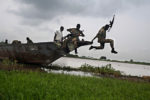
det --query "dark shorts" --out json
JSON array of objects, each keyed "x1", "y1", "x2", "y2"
[{"x1": 100, "y1": 42, "x2": 105, "y2": 47}]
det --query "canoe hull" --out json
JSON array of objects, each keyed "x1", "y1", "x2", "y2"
[{"x1": 0, "y1": 41, "x2": 92, "y2": 65}]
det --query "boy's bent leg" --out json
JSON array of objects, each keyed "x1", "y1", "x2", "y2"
[
  {"x1": 89, "y1": 43, "x2": 104, "y2": 50},
  {"x1": 105, "y1": 39, "x2": 118, "y2": 54},
  {"x1": 104, "y1": 39, "x2": 114, "y2": 49},
  {"x1": 94, "y1": 46, "x2": 104, "y2": 49}
]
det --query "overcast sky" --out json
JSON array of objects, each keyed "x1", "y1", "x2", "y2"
[{"x1": 0, "y1": 0, "x2": 150, "y2": 62}]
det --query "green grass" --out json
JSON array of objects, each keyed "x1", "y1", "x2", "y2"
[
  {"x1": 0, "y1": 70, "x2": 150, "y2": 100},
  {"x1": 0, "y1": 59, "x2": 24, "y2": 68}
]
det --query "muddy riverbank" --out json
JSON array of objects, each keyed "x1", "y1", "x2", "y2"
[{"x1": 0, "y1": 58, "x2": 150, "y2": 83}]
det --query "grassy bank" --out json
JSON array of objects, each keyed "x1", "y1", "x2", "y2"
[{"x1": 0, "y1": 70, "x2": 150, "y2": 100}]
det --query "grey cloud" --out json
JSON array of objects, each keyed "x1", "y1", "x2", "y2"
[
  {"x1": 12, "y1": 0, "x2": 150, "y2": 25},
  {"x1": 14, "y1": 0, "x2": 87, "y2": 19}
]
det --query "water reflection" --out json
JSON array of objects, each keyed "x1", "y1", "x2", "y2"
[{"x1": 43, "y1": 68, "x2": 94, "y2": 77}]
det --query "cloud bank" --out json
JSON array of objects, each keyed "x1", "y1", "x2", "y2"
[{"x1": 11, "y1": 0, "x2": 150, "y2": 25}]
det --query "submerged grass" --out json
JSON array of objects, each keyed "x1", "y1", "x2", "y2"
[
  {"x1": 80, "y1": 64, "x2": 121, "y2": 77},
  {"x1": 0, "y1": 70, "x2": 150, "y2": 100},
  {"x1": 51, "y1": 64, "x2": 122, "y2": 77}
]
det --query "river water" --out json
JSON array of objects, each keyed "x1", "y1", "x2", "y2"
[{"x1": 52, "y1": 57, "x2": 150, "y2": 77}]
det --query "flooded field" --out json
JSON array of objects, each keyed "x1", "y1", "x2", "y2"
[{"x1": 52, "y1": 57, "x2": 150, "y2": 77}]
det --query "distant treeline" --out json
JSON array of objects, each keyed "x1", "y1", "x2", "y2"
[{"x1": 65, "y1": 54, "x2": 150, "y2": 66}]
